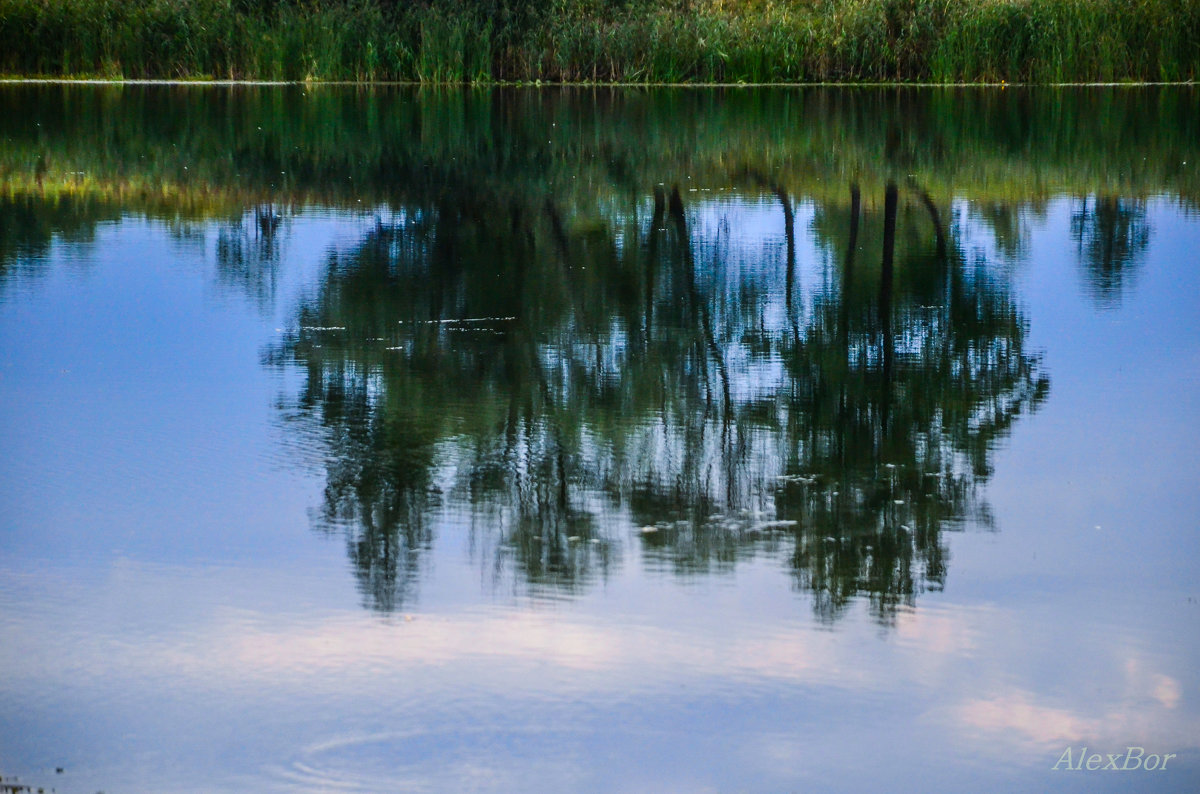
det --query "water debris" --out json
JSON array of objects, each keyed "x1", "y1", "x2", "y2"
[
  {"x1": 823, "y1": 536, "x2": 837, "y2": 543},
  {"x1": 589, "y1": 538, "x2": 600, "y2": 544},
  {"x1": 776, "y1": 474, "x2": 817, "y2": 484},
  {"x1": 398, "y1": 316, "x2": 516, "y2": 324},
  {"x1": 885, "y1": 463, "x2": 897, "y2": 469},
  {"x1": 900, "y1": 525, "x2": 912, "y2": 533},
  {"x1": 750, "y1": 520, "x2": 799, "y2": 532},
  {"x1": 639, "y1": 526, "x2": 658, "y2": 534},
  {"x1": 893, "y1": 499, "x2": 905, "y2": 505},
  {"x1": 567, "y1": 535, "x2": 581, "y2": 542}
]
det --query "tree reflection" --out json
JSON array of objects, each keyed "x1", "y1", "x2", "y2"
[
  {"x1": 214, "y1": 206, "x2": 284, "y2": 313},
  {"x1": 1071, "y1": 195, "x2": 1151, "y2": 308},
  {"x1": 269, "y1": 180, "x2": 1049, "y2": 622},
  {"x1": 0, "y1": 86, "x2": 1178, "y2": 620},
  {"x1": 787, "y1": 182, "x2": 1048, "y2": 621},
  {"x1": 967, "y1": 199, "x2": 1049, "y2": 262},
  {"x1": 0, "y1": 195, "x2": 115, "y2": 289}
]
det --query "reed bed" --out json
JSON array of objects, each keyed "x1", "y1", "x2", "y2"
[{"x1": 1, "y1": 0, "x2": 1197, "y2": 82}]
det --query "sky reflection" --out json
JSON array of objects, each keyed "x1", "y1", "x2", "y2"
[{"x1": 2, "y1": 85, "x2": 1199, "y2": 793}]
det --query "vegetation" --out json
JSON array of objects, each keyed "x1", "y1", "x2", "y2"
[{"x1": 1, "y1": 0, "x2": 1197, "y2": 83}]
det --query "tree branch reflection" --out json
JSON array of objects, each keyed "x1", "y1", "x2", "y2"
[{"x1": 269, "y1": 181, "x2": 1049, "y2": 622}]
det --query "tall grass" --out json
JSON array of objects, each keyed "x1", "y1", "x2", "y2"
[
  {"x1": 930, "y1": 0, "x2": 1200, "y2": 82},
  {"x1": 0, "y1": 0, "x2": 1197, "y2": 82}
]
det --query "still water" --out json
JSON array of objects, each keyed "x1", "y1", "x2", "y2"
[{"x1": 1, "y1": 85, "x2": 1198, "y2": 792}]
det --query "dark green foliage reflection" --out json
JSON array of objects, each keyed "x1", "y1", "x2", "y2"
[
  {"x1": 268, "y1": 182, "x2": 1049, "y2": 622},
  {"x1": 1070, "y1": 196, "x2": 1151, "y2": 309},
  {"x1": 11, "y1": 85, "x2": 1170, "y2": 621}
]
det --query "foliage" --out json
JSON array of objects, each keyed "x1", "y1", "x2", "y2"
[{"x1": 1, "y1": 0, "x2": 1197, "y2": 82}]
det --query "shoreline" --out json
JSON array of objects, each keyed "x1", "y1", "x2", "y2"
[{"x1": 0, "y1": 78, "x2": 1196, "y2": 88}]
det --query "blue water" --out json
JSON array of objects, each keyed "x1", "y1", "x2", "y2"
[{"x1": 1, "y1": 86, "x2": 1198, "y2": 793}]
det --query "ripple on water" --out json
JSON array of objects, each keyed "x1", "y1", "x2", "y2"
[{"x1": 267, "y1": 725, "x2": 598, "y2": 793}]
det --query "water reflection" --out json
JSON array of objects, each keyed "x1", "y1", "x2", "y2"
[
  {"x1": 5, "y1": 85, "x2": 1179, "y2": 618},
  {"x1": 1071, "y1": 196, "x2": 1151, "y2": 308},
  {"x1": 0, "y1": 195, "x2": 115, "y2": 290},
  {"x1": 214, "y1": 207, "x2": 285, "y2": 313},
  {"x1": 4, "y1": 85, "x2": 1198, "y2": 793},
  {"x1": 266, "y1": 178, "x2": 1049, "y2": 620}
]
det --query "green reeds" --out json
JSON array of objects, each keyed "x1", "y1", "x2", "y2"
[
  {"x1": 0, "y1": 0, "x2": 1196, "y2": 82},
  {"x1": 928, "y1": 0, "x2": 1200, "y2": 83}
]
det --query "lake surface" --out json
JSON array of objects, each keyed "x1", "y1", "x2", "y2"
[{"x1": 1, "y1": 85, "x2": 1198, "y2": 793}]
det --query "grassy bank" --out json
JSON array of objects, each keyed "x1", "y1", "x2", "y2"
[{"x1": 1, "y1": 0, "x2": 1197, "y2": 83}]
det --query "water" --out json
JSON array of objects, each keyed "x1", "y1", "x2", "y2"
[{"x1": 1, "y1": 85, "x2": 1198, "y2": 792}]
